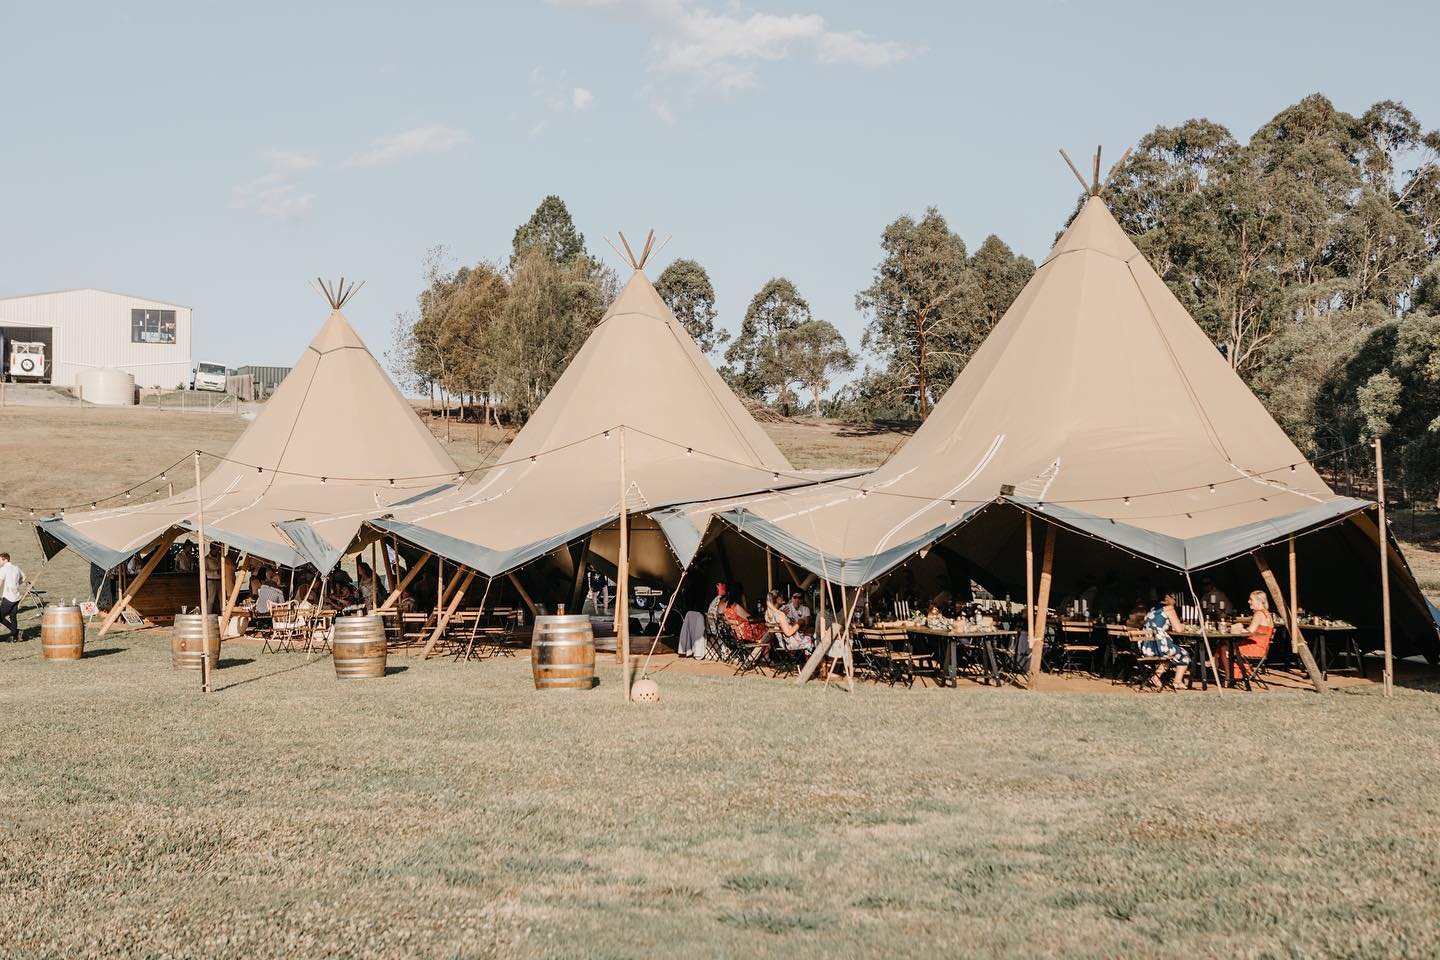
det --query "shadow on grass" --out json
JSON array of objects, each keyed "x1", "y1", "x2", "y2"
[
  {"x1": 80, "y1": 647, "x2": 126, "y2": 659},
  {"x1": 213, "y1": 654, "x2": 329, "y2": 693},
  {"x1": 383, "y1": 665, "x2": 409, "y2": 677},
  {"x1": 834, "y1": 418, "x2": 919, "y2": 438},
  {"x1": 217, "y1": 657, "x2": 255, "y2": 669}
]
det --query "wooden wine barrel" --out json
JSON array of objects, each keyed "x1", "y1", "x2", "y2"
[
  {"x1": 332, "y1": 615, "x2": 386, "y2": 680},
  {"x1": 40, "y1": 606, "x2": 84, "y2": 661},
  {"x1": 172, "y1": 614, "x2": 220, "y2": 672},
  {"x1": 531, "y1": 614, "x2": 597, "y2": 691}
]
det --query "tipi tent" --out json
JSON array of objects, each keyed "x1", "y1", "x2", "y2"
[
  {"x1": 692, "y1": 189, "x2": 1438, "y2": 655},
  {"x1": 279, "y1": 241, "x2": 814, "y2": 589},
  {"x1": 36, "y1": 281, "x2": 460, "y2": 580}
]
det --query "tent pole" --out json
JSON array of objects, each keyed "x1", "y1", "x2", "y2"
[
  {"x1": 1183, "y1": 571, "x2": 1223, "y2": 696},
  {"x1": 422, "y1": 568, "x2": 476, "y2": 658},
  {"x1": 380, "y1": 552, "x2": 430, "y2": 609},
  {"x1": 1255, "y1": 551, "x2": 1327, "y2": 693},
  {"x1": 219, "y1": 552, "x2": 249, "y2": 634},
  {"x1": 618, "y1": 427, "x2": 632, "y2": 702},
  {"x1": 506, "y1": 572, "x2": 539, "y2": 617},
  {"x1": 194, "y1": 452, "x2": 211, "y2": 693},
  {"x1": 1288, "y1": 536, "x2": 1300, "y2": 655},
  {"x1": 370, "y1": 541, "x2": 379, "y2": 611},
  {"x1": 794, "y1": 577, "x2": 835, "y2": 685},
  {"x1": 1028, "y1": 521, "x2": 1054, "y2": 688},
  {"x1": 98, "y1": 530, "x2": 178, "y2": 635},
  {"x1": 1376, "y1": 438, "x2": 1393, "y2": 698},
  {"x1": 1024, "y1": 512, "x2": 1035, "y2": 670},
  {"x1": 766, "y1": 547, "x2": 773, "y2": 594}
]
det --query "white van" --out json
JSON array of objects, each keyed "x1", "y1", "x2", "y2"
[
  {"x1": 191, "y1": 361, "x2": 227, "y2": 392},
  {"x1": 7, "y1": 341, "x2": 47, "y2": 382}
]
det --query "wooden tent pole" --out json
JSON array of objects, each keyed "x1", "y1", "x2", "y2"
[
  {"x1": 1024, "y1": 512, "x2": 1035, "y2": 666},
  {"x1": 566, "y1": 536, "x2": 591, "y2": 613},
  {"x1": 1058, "y1": 149, "x2": 1090, "y2": 193},
  {"x1": 380, "y1": 551, "x2": 430, "y2": 609},
  {"x1": 1028, "y1": 521, "x2": 1055, "y2": 688},
  {"x1": 1296, "y1": 538, "x2": 1307, "y2": 656},
  {"x1": 99, "y1": 530, "x2": 179, "y2": 635},
  {"x1": 766, "y1": 547, "x2": 773, "y2": 594},
  {"x1": 1376, "y1": 438, "x2": 1394, "y2": 697},
  {"x1": 194, "y1": 452, "x2": 211, "y2": 693},
  {"x1": 421, "y1": 567, "x2": 476, "y2": 658},
  {"x1": 219, "y1": 552, "x2": 249, "y2": 633},
  {"x1": 369, "y1": 541, "x2": 379, "y2": 611},
  {"x1": 795, "y1": 578, "x2": 834, "y2": 685},
  {"x1": 1255, "y1": 551, "x2": 1327, "y2": 693},
  {"x1": 619, "y1": 427, "x2": 632, "y2": 702},
  {"x1": 507, "y1": 572, "x2": 539, "y2": 616}
]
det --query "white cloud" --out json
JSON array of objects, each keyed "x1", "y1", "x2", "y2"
[
  {"x1": 234, "y1": 150, "x2": 319, "y2": 221},
  {"x1": 549, "y1": 0, "x2": 913, "y2": 94},
  {"x1": 350, "y1": 125, "x2": 471, "y2": 166},
  {"x1": 653, "y1": 99, "x2": 674, "y2": 125},
  {"x1": 572, "y1": 86, "x2": 595, "y2": 110}
]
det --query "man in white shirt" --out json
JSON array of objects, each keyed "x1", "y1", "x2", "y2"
[
  {"x1": 785, "y1": 591, "x2": 811, "y2": 626},
  {"x1": 252, "y1": 575, "x2": 284, "y2": 615},
  {"x1": 0, "y1": 552, "x2": 25, "y2": 640}
]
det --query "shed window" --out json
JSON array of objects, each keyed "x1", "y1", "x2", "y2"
[{"x1": 131, "y1": 309, "x2": 177, "y2": 344}]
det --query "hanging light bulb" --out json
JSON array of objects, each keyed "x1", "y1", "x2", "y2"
[
  {"x1": 685, "y1": 448, "x2": 693, "y2": 457},
  {"x1": 321, "y1": 477, "x2": 327, "y2": 484},
  {"x1": 603, "y1": 430, "x2": 611, "y2": 439},
  {"x1": 125, "y1": 491, "x2": 132, "y2": 499},
  {"x1": 160, "y1": 472, "x2": 167, "y2": 481},
  {"x1": 91, "y1": 502, "x2": 97, "y2": 510},
  {"x1": 389, "y1": 479, "x2": 395, "y2": 486},
  {"x1": 530, "y1": 456, "x2": 537, "y2": 463},
  {"x1": 948, "y1": 500, "x2": 956, "y2": 509},
  {"x1": 257, "y1": 466, "x2": 263, "y2": 474},
  {"x1": 772, "y1": 472, "x2": 780, "y2": 481},
  {"x1": 1290, "y1": 464, "x2": 1297, "y2": 472},
  {"x1": 1208, "y1": 484, "x2": 1216, "y2": 494},
  {"x1": 1123, "y1": 496, "x2": 1131, "y2": 505}
]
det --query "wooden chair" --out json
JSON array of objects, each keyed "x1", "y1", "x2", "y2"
[
  {"x1": 1120, "y1": 627, "x2": 1170, "y2": 690},
  {"x1": 1054, "y1": 619, "x2": 1102, "y2": 675},
  {"x1": 263, "y1": 601, "x2": 301, "y2": 653}
]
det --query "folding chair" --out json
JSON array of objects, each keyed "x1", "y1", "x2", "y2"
[
  {"x1": 1120, "y1": 627, "x2": 1170, "y2": 691},
  {"x1": 1054, "y1": 619, "x2": 1102, "y2": 675},
  {"x1": 263, "y1": 601, "x2": 301, "y2": 653}
]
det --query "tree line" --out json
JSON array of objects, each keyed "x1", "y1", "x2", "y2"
[{"x1": 391, "y1": 93, "x2": 1440, "y2": 498}]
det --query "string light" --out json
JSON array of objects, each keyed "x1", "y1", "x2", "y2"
[
  {"x1": 686, "y1": 448, "x2": 693, "y2": 456},
  {"x1": 1123, "y1": 496, "x2": 1131, "y2": 505},
  {"x1": 1208, "y1": 484, "x2": 1216, "y2": 493},
  {"x1": 530, "y1": 456, "x2": 537, "y2": 463}
]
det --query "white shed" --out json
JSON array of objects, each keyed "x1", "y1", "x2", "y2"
[{"x1": 0, "y1": 288, "x2": 193, "y2": 389}]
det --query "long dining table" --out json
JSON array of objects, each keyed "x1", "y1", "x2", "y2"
[{"x1": 899, "y1": 623, "x2": 1019, "y2": 687}]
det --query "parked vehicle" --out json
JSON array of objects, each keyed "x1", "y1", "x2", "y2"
[
  {"x1": 6, "y1": 340, "x2": 47, "y2": 382},
  {"x1": 191, "y1": 361, "x2": 227, "y2": 392}
]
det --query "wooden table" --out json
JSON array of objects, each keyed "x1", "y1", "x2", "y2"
[
  {"x1": 901, "y1": 624, "x2": 1018, "y2": 687},
  {"x1": 1173, "y1": 627, "x2": 1252, "y2": 691},
  {"x1": 1297, "y1": 623, "x2": 1364, "y2": 679}
]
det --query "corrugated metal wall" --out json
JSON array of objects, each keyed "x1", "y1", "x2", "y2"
[{"x1": 0, "y1": 289, "x2": 192, "y2": 388}]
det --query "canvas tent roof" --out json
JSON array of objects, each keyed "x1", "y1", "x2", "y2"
[
  {"x1": 693, "y1": 195, "x2": 1388, "y2": 587},
  {"x1": 37, "y1": 307, "x2": 459, "y2": 570},
  {"x1": 281, "y1": 267, "x2": 812, "y2": 579}
]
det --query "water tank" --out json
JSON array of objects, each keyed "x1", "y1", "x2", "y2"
[{"x1": 74, "y1": 368, "x2": 137, "y2": 406}]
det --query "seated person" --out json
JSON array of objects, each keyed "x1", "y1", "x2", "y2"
[
  {"x1": 783, "y1": 591, "x2": 811, "y2": 628},
  {"x1": 396, "y1": 589, "x2": 417, "y2": 613},
  {"x1": 721, "y1": 586, "x2": 767, "y2": 643},
  {"x1": 765, "y1": 590, "x2": 813, "y2": 652},
  {"x1": 254, "y1": 575, "x2": 284, "y2": 615},
  {"x1": 1216, "y1": 590, "x2": 1274, "y2": 680},
  {"x1": 1140, "y1": 591, "x2": 1190, "y2": 688}
]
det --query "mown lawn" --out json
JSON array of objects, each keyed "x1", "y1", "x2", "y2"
[{"x1": 2, "y1": 634, "x2": 1438, "y2": 959}]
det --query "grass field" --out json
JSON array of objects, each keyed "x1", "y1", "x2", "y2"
[
  {"x1": 3, "y1": 405, "x2": 1440, "y2": 958},
  {"x1": 3, "y1": 640, "x2": 1439, "y2": 959}
]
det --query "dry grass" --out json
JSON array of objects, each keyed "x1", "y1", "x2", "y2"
[{"x1": 3, "y1": 640, "x2": 1439, "y2": 959}]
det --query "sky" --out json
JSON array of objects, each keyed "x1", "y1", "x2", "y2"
[{"x1": 3, "y1": 0, "x2": 1439, "y2": 375}]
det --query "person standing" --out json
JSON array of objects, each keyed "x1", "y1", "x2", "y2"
[{"x1": 0, "y1": 552, "x2": 26, "y2": 641}]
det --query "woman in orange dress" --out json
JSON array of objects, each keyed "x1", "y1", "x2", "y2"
[
  {"x1": 721, "y1": 589, "x2": 768, "y2": 643},
  {"x1": 1218, "y1": 590, "x2": 1274, "y2": 680}
]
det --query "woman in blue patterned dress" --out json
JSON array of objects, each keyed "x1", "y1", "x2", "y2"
[{"x1": 1141, "y1": 591, "x2": 1190, "y2": 688}]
